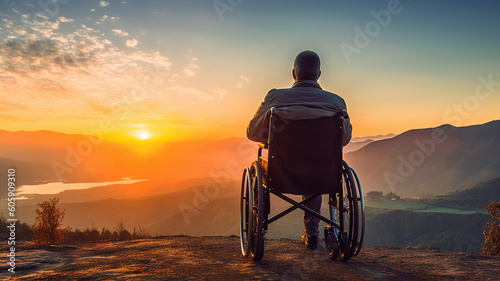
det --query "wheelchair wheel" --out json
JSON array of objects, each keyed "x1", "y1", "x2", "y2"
[
  {"x1": 338, "y1": 232, "x2": 351, "y2": 262},
  {"x1": 342, "y1": 161, "x2": 359, "y2": 257},
  {"x1": 324, "y1": 226, "x2": 339, "y2": 260},
  {"x1": 350, "y1": 167, "x2": 365, "y2": 257},
  {"x1": 240, "y1": 167, "x2": 253, "y2": 257},
  {"x1": 250, "y1": 161, "x2": 264, "y2": 261},
  {"x1": 327, "y1": 162, "x2": 359, "y2": 261}
]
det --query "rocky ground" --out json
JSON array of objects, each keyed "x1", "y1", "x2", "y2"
[{"x1": 1, "y1": 236, "x2": 500, "y2": 280}]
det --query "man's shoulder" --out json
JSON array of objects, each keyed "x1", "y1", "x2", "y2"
[{"x1": 271, "y1": 86, "x2": 344, "y2": 101}]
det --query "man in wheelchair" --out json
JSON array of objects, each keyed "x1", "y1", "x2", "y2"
[
  {"x1": 248, "y1": 50, "x2": 352, "y2": 248},
  {"x1": 241, "y1": 50, "x2": 363, "y2": 262}
]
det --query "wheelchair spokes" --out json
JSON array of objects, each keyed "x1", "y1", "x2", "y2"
[
  {"x1": 342, "y1": 161, "x2": 359, "y2": 257},
  {"x1": 324, "y1": 161, "x2": 364, "y2": 261},
  {"x1": 250, "y1": 161, "x2": 264, "y2": 261}
]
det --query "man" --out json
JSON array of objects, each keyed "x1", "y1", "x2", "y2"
[{"x1": 247, "y1": 50, "x2": 352, "y2": 249}]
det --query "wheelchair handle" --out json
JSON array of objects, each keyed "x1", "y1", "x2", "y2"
[{"x1": 341, "y1": 109, "x2": 349, "y2": 119}]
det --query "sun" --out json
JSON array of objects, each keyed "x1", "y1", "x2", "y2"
[{"x1": 135, "y1": 129, "x2": 151, "y2": 140}]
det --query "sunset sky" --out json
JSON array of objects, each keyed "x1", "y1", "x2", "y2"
[{"x1": 1, "y1": 0, "x2": 499, "y2": 142}]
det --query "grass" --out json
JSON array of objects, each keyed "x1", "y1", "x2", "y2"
[
  {"x1": 365, "y1": 199, "x2": 486, "y2": 214},
  {"x1": 365, "y1": 200, "x2": 427, "y2": 210}
]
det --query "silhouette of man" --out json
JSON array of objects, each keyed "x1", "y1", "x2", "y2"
[{"x1": 247, "y1": 50, "x2": 352, "y2": 249}]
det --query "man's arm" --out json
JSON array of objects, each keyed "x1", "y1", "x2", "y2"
[
  {"x1": 339, "y1": 100, "x2": 352, "y2": 147},
  {"x1": 342, "y1": 115, "x2": 352, "y2": 147},
  {"x1": 247, "y1": 90, "x2": 275, "y2": 142}
]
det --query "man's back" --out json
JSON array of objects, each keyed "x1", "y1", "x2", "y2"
[{"x1": 247, "y1": 80, "x2": 352, "y2": 145}]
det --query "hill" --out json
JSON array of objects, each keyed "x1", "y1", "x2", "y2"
[
  {"x1": 1, "y1": 236, "x2": 499, "y2": 280},
  {"x1": 8, "y1": 176, "x2": 497, "y2": 253},
  {"x1": 422, "y1": 176, "x2": 500, "y2": 210},
  {"x1": 345, "y1": 121, "x2": 500, "y2": 197},
  {"x1": 364, "y1": 207, "x2": 490, "y2": 252}
]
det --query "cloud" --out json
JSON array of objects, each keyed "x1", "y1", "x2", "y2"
[
  {"x1": 96, "y1": 15, "x2": 119, "y2": 25},
  {"x1": 99, "y1": 1, "x2": 110, "y2": 7},
  {"x1": 236, "y1": 75, "x2": 250, "y2": 88},
  {"x1": 240, "y1": 75, "x2": 250, "y2": 83},
  {"x1": 58, "y1": 17, "x2": 74, "y2": 23},
  {"x1": 212, "y1": 89, "x2": 227, "y2": 100},
  {"x1": 0, "y1": 12, "x2": 221, "y2": 127},
  {"x1": 183, "y1": 57, "x2": 199, "y2": 77},
  {"x1": 112, "y1": 29, "x2": 129, "y2": 36},
  {"x1": 0, "y1": 16, "x2": 173, "y2": 121},
  {"x1": 126, "y1": 39, "x2": 138, "y2": 48},
  {"x1": 48, "y1": 22, "x2": 59, "y2": 30},
  {"x1": 167, "y1": 86, "x2": 212, "y2": 101}
]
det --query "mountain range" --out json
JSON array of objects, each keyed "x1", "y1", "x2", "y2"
[
  {"x1": 1, "y1": 120, "x2": 500, "y2": 252},
  {"x1": 345, "y1": 120, "x2": 500, "y2": 197}
]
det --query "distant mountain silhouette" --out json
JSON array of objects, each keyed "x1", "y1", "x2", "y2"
[
  {"x1": 345, "y1": 121, "x2": 500, "y2": 197},
  {"x1": 0, "y1": 130, "x2": 256, "y2": 187},
  {"x1": 2, "y1": 121, "x2": 499, "y2": 199},
  {"x1": 351, "y1": 133, "x2": 395, "y2": 143},
  {"x1": 343, "y1": 139, "x2": 374, "y2": 153}
]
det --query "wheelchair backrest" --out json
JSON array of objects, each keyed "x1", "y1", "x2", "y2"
[{"x1": 266, "y1": 107, "x2": 344, "y2": 195}]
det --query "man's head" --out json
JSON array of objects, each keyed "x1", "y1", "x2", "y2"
[{"x1": 293, "y1": 50, "x2": 321, "y2": 81}]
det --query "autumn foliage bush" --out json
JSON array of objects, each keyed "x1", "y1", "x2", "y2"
[{"x1": 482, "y1": 201, "x2": 500, "y2": 256}]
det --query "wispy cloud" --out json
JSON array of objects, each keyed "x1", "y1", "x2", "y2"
[
  {"x1": 58, "y1": 17, "x2": 74, "y2": 23},
  {"x1": 99, "y1": 1, "x2": 110, "y2": 8},
  {"x1": 0, "y1": 16, "x2": 171, "y2": 121},
  {"x1": 183, "y1": 57, "x2": 199, "y2": 77},
  {"x1": 212, "y1": 88, "x2": 227, "y2": 100},
  {"x1": 236, "y1": 75, "x2": 250, "y2": 88},
  {"x1": 0, "y1": 8, "x2": 226, "y2": 129},
  {"x1": 126, "y1": 39, "x2": 138, "y2": 48},
  {"x1": 112, "y1": 29, "x2": 129, "y2": 36}
]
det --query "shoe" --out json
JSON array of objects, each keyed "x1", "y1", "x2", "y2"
[{"x1": 301, "y1": 232, "x2": 319, "y2": 249}]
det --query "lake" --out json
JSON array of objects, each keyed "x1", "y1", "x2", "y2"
[{"x1": 17, "y1": 178, "x2": 148, "y2": 197}]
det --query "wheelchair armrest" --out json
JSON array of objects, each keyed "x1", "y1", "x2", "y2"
[{"x1": 258, "y1": 142, "x2": 269, "y2": 149}]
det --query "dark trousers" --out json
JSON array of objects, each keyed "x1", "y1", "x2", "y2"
[{"x1": 302, "y1": 194, "x2": 322, "y2": 237}]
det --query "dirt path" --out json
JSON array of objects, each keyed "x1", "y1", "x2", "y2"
[{"x1": 2, "y1": 236, "x2": 499, "y2": 280}]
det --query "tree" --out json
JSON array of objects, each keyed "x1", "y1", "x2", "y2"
[
  {"x1": 385, "y1": 191, "x2": 400, "y2": 200},
  {"x1": 33, "y1": 198, "x2": 67, "y2": 244},
  {"x1": 366, "y1": 191, "x2": 383, "y2": 200},
  {"x1": 482, "y1": 201, "x2": 500, "y2": 256}
]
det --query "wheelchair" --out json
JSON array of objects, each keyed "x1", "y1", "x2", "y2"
[{"x1": 240, "y1": 107, "x2": 364, "y2": 262}]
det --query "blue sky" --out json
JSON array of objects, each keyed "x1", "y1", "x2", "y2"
[{"x1": 1, "y1": 0, "x2": 499, "y2": 140}]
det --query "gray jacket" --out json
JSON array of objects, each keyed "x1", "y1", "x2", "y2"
[{"x1": 247, "y1": 80, "x2": 352, "y2": 146}]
